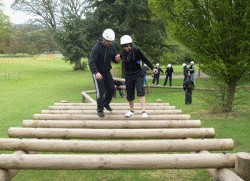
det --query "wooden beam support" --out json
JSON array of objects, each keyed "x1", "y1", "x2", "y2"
[
  {"x1": 48, "y1": 105, "x2": 176, "y2": 110},
  {"x1": 41, "y1": 109, "x2": 182, "y2": 115},
  {"x1": 22, "y1": 120, "x2": 201, "y2": 129},
  {"x1": 32, "y1": 114, "x2": 190, "y2": 120},
  {"x1": 0, "y1": 138, "x2": 234, "y2": 153},
  {"x1": 0, "y1": 153, "x2": 236, "y2": 170},
  {"x1": 8, "y1": 127, "x2": 215, "y2": 139}
]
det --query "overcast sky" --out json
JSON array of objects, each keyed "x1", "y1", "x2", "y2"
[{"x1": 2, "y1": 0, "x2": 34, "y2": 24}]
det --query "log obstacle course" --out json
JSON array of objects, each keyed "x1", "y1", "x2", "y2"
[{"x1": 0, "y1": 100, "x2": 249, "y2": 181}]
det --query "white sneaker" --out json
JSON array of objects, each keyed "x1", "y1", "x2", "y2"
[
  {"x1": 142, "y1": 112, "x2": 149, "y2": 118},
  {"x1": 125, "y1": 110, "x2": 134, "y2": 117}
]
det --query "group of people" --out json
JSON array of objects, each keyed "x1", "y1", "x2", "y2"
[
  {"x1": 89, "y1": 29, "x2": 157, "y2": 118},
  {"x1": 150, "y1": 63, "x2": 174, "y2": 87},
  {"x1": 89, "y1": 28, "x2": 195, "y2": 118}
]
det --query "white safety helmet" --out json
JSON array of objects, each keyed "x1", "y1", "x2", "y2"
[
  {"x1": 102, "y1": 29, "x2": 115, "y2": 41},
  {"x1": 190, "y1": 61, "x2": 194, "y2": 65},
  {"x1": 167, "y1": 64, "x2": 171, "y2": 68},
  {"x1": 120, "y1": 35, "x2": 133, "y2": 45},
  {"x1": 182, "y1": 63, "x2": 186, "y2": 67}
]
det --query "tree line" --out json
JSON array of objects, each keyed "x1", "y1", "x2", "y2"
[{"x1": 0, "y1": 0, "x2": 249, "y2": 112}]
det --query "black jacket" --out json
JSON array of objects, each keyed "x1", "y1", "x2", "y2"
[
  {"x1": 89, "y1": 39, "x2": 117, "y2": 74},
  {"x1": 165, "y1": 67, "x2": 174, "y2": 75},
  {"x1": 121, "y1": 47, "x2": 154, "y2": 74}
]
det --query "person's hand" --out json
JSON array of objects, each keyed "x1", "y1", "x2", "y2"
[
  {"x1": 153, "y1": 68, "x2": 158, "y2": 74},
  {"x1": 115, "y1": 54, "x2": 121, "y2": 62},
  {"x1": 95, "y1": 72, "x2": 103, "y2": 80}
]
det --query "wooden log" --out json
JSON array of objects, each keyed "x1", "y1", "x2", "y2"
[
  {"x1": 0, "y1": 138, "x2": 234, "y2": 153},
  {"x1": 199, "y1": 151, "x2": 243, "y2": 181},
  {"x1": 54, "y1": 102, "x2": 170, "y2": 106},
  {"x1": 235, "y1": 152, "x2": 250, "y2": 181},
  {"x1": 41, "y1": 109, "x2": 182, "y2": 115},
  {"x1": 32, "y1": 114, "x2": 190, "y2": 120},
  {"x1": 8, "y1": 127, "x2": 215, "y2": 139},
  {"x1": 22, "y1": 120, "x2": 201, "y2": 129},
  {"x1": 81, "y1": 91, "x2": 96, "y2": 103},
  {"x1": 0, "y1": 153, "x2": 236, "y2": 170},
  {"x1": 48, "y1": 105, "x2": 176, "y2": 110},
  {"x1": 0, "y1": 151, "x2": 26, "y2": 181}
]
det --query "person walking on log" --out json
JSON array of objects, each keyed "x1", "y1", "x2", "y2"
[
  {"x1": 88, "y1": 28, "x2": 121, "y2": 117},
  {"x1": 119, "y1": 35, "x2": 157, "y2": 118}
]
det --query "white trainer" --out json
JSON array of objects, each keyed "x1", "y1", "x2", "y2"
[
  {"x1": 142, "y1": 112, "x2": 149, "y2": 118},
  {"x1": 125, "y1": 110, "x2": 134, "y2": 117}
]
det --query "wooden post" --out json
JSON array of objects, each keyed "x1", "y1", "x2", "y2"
[{"x1": 235, "y1": 152, "x2": 250, "y2": 181}]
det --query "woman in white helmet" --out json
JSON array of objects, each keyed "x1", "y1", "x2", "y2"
[
  {"x1": 120, "y1": 35, "x2": 158, "y2": 118},
  {"x1": 88, "y1": 28, "x2": 121, "y2": 117}
]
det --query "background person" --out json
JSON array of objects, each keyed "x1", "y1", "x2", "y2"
[
  {"x1": 183, "y1": 75, "x2": 195, "y2": 105},
  {"x1": 163, "y1": 64, "x2": 174, "y2": 87},
  {"x1": 142, "y1": 64, "x2": 150, "y2": 86},
  {"x1": 182, "y1": 63, "x2": 189, "y2": 82},
  {"x1": 119, "y1": 35, "x2": 157, "y2": 118},
  {"x1": 152, "y1": 63, "x2": 164, "y2": 86},
  {"x1": 88, "y1": 28, "x2": 120, "y2": 117},
  {"x1": 189, "y1": 61, "x2": 195, "y2": 86}
]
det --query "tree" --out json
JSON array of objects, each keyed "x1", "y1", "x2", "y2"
[
  {"x1": 12, "y1": 0, "x2": 90, "y2": 69},
  {"x1": 84, "y1": 0, "x2": 166, "y2": 62},
  {"x1": 55, "y1": 15, "x2": 89, "y2": 70},
  {"x1": 0, "y1": 2, "x2": 12, "y2": 53},
  {"x1": 6, "y1": 24, "x2": 58, "y2": 55},
  {"x1": 149, "y1": 0, "x2": 250, "y2": 112}
]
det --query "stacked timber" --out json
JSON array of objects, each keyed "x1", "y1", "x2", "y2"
[{"x1": 0, "y1": 101, "x2": 248, "y2": 181}]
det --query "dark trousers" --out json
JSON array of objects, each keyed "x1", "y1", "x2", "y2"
[
  {"x1": 185, "y1": 90, "x2": 192, "y2": 104},
  {"x1": 126, "y1": 76, "x2": 145, "y2": 101},
  {"x1": 152, "y1": 75, "x2": 160, "y2": 84},
  {"x1": 164, "y1": 74, "x2": 172, "y2": 86},
  {"x1": 92, "y1": 72, "x2": 115, "y2": 112}
]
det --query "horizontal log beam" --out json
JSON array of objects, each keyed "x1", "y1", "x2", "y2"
[
  {"x1": 81, "y1": 91, "x2": 96, "y2": 103},
  {"x1": 54, "y1": 103, "x2": 170, "y2": 106},
  {"x1": 22, "y1": 120, "x2": 201, "y2": 129},
  {"x1": 33, "y1": 114, "x2": 190, "y2": 120},
  {"x1": 0, "y1": 138, "x2": 234, "y2": 152},
  {"x1": 48, "y1": 105, "x2": 176, "y2": 110},
  {"x1": 0, "y1": 153, "x2": 236, "y2": 170},
  {"x1": 41, "y1": 109, "x2": 182, "y2": 115},
  {"x1": 8, "y1": 128, "x2": 215, "y2": 139}
]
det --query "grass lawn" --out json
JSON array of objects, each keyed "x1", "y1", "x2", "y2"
[{"x1": 0, "y1": 57, "x2": 249, "y2": 181}]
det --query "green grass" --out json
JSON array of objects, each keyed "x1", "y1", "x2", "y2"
[{"x1": 0, "y1": 57, "x2": 249, "y2": 181}]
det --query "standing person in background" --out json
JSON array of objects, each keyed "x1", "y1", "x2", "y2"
[
  {"x1": 88, "y1": 28, "x2": 121, "y2": 117},
  {"x1": 183, "y1": 75, "x2": 195, "y2": 105},
  {"x1": 189, "y1": 61, "x2": 195, "y2": 86},
  {"x1": 163, "y1": 64, "x2": 174, "y2": 87},
  {"x1": 183, "y1": 63, "x2": 189, "y2": 82},
  {"x1": 152, "y1": 63, "x2": 164, "y2": 86},
  {"x1": 119, "y1": 35, "x2": 157, "y2": 118},
  {"x1": 142, "y1": 64, "x2": 150, "y2": 86}
]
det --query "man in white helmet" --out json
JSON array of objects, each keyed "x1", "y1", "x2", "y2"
[
  {"x1": 152, "y1": 63, "x2": 164, "y2": 86},
  {"x1": 119, "y1": 35, "x2": 157, "y2": 118},
  {"x1": 163, "y1": 64, "x2": 174, "y2": 87},
  {"x1": 88, "y1": 28, "x2": 121, "y2": 117}
]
